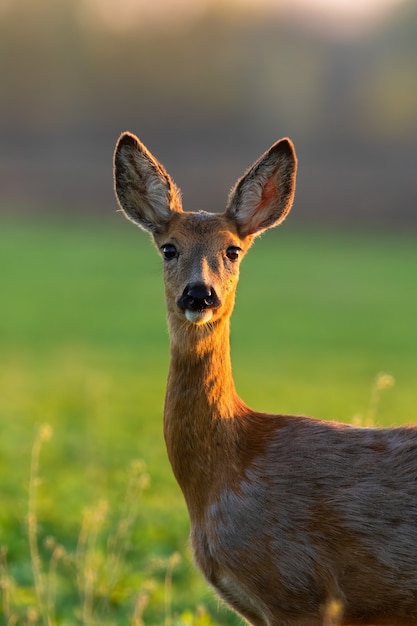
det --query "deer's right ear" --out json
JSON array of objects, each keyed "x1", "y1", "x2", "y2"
[{"x1": 113, "y1": 132, "x2": 182, "y2": 233}]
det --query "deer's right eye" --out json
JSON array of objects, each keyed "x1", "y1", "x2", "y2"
[{"x1": 161, "y1": 244, "x2": 178, "y2": 260}]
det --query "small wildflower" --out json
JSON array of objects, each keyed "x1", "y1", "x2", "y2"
[
  {"x1": 375, "y1": 373, "x2": 395, "y2": 391},
  {"x1": 39, "y1": 423, "x2": 53, "y2": 443},
  {"x1": 44, "y1": 536, "x2": 56, "y2": 551},
  {"x1": 168, "y1": 551, "x2": 181, "y2": 569},
  {"x1": 53, "y1": 544, "x2": 66, "y2": 560},
  {"x1": 26, "y1": 607, "x2": 39, "y2": 623}
]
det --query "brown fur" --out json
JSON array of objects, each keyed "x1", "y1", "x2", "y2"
[{"x1": 114, "y1": 132, "x2": 417, "y2": 626}]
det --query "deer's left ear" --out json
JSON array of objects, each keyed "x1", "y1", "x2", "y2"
[{"x1": 225, "y1": 138, "x2": 297, "y2": 238}]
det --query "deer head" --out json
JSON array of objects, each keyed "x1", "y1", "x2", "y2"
[{"x1": 114, "y1": 132, "x2": 297, "y2": 329}]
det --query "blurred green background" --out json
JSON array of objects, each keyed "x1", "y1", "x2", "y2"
[{"x1": 1, "y1": 1, "x2": 416, "y2": 624}]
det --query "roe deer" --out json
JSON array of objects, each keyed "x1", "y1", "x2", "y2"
[{"x1": 114, "y1": 132, "x2": 417, "y2": 626}]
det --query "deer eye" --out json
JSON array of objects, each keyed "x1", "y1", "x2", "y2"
[
  {"x1": 226, "y1": 246, "x2": 241, "y2": 261},
  {"x1": 161, "y1": 244, "x2": 177, "y2": 260}
]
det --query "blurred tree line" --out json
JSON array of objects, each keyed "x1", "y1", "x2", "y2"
[{"x1": 0, "y1": 0, "x2": 416, "y2": 226}]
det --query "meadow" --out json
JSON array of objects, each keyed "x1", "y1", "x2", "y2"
[{"x1": 0, "y1": 218, "x2": 416, "y2": 625}]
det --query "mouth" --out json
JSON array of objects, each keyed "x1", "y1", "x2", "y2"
[{"x1": 184, "y1": 308, "x2": 214, "y2": 325}]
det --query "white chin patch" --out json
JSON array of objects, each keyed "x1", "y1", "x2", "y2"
[{"x1": 185, "y1": 309, "x2": 213, "y2": 325}]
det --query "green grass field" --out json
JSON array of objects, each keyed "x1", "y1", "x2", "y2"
[{"x1": 1, "y1": 218, "x2": 416, "y2": 625}]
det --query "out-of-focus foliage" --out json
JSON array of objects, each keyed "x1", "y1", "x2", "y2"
[{"x1": 0, "y1": 0, "x2": 416, "y2": 225}]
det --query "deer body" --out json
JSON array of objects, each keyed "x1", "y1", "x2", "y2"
[{"x1": 114, "y1": 132, "x2": 417, "y2": 626}]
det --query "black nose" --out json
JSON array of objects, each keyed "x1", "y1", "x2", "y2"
[{"x1": 178, "y1": 284, "x2": 220, "y2": 312}]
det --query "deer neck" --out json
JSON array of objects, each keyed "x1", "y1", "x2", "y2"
[
  {"x1": 167, "y1": 314, "x2": 238, "y2": 411},
  {"x1": 163, "y1": 313, "x2": 245, "y2": 516}
]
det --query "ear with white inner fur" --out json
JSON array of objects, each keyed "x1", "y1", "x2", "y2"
[
  {"x1": 225, "y1": 138, "x2": 297, "y2": 238},
  {"x1": 114, "y1": 132, "x2": 182, "y2": 233}
]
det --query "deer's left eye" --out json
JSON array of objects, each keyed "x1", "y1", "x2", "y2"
[
  {"x1": 226, "y1": 246, "x2": 241, "y2": 261},
  {"x1": 161, "y1": 244, "x2": 178, "y2": 260}
]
